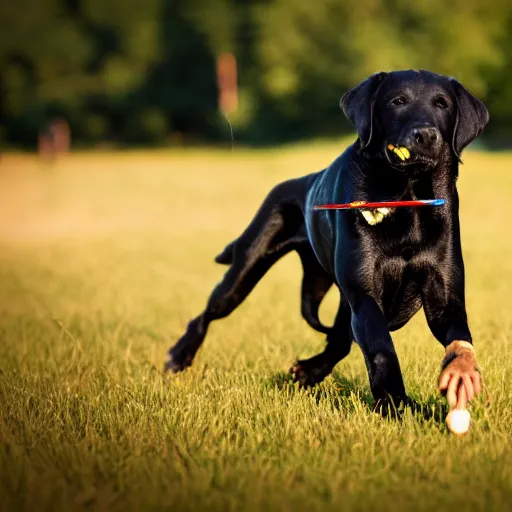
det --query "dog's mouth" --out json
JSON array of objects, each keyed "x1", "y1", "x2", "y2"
[{"x1": 385, "y1": 143, "x2": 437, "y2": 169}]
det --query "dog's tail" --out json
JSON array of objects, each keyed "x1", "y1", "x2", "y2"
[
  {"x1": 301, "y1": 298, "x2": 331, "y2": 334},
  {"x1": 298, "y1": 247, "x2": 333, "y2": 335}
]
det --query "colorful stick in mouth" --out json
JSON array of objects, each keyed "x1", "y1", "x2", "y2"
[
  {"x1": 388, "y1": 144, "x2": 410, "y2": 161},
  {"x1": 313, "y1": 199, "x2": 446, "y2": 210}
]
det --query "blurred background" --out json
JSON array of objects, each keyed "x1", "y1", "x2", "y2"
[{"x1": 1, "y1": 0, "x2": 512, "y2": 151}]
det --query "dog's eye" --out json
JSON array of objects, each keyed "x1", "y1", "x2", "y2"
[
  {"x1": 434, "y1": 96, "x2": 449, "y2": 109},
  {"x1": 390, "y1": 97, "x2": 407, "y2": 107}
]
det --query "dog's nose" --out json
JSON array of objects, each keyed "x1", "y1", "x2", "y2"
[{"x1": 411, "y1": 126, "x2": 440, "y2": 148}]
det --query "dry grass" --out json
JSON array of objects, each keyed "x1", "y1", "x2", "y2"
[{"x1": 1, "y1": 142, "x2": 512, "y2": 512}]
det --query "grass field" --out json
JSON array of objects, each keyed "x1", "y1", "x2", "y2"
[{"x1": 1, "y1": 142, "x2": 512, "y2": 512}]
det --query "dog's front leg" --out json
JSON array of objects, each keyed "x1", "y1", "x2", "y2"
[
  {"x1": 422, "y1": 274, "x2": 481, "y2": 409},
  {"x1": 343, "y1": 288, "x2": 407, "y2": 411}
]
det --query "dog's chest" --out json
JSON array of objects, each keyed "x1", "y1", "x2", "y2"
[
  {"x1": 359, "y1": 209, "x2": 441, "y2": 316},
  {"x1": 362, "y1": 254, "x2": 424, "y2": 328},
  {"x1": 362, "y1": 206, "x2": 426, "y2": 249}
]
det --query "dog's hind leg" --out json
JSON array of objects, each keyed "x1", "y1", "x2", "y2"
[
  {"x1": 291, "y1": 297, "x2": 352, "y2": 387},
  {"x1": 288, "y1": 242, "x2": 351, "y2": 386},
  {"x1": 164, "y1": 200, "x2": 305, "y2": 373},
  {"x1": 212, "y1": 175, "x2": 313, "y2": 266}
]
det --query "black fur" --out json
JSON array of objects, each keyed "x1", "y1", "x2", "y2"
[{"x1": 165, "y1": 70, "x2": 488, "y2": 409}]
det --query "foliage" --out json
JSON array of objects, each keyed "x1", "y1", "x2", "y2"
[{"x1": 0, "y1": 0, "x2": 512, "y2": 147}]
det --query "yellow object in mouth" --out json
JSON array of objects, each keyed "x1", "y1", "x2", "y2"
[
  {"x1": 387, "y1": 144, "x2": 410, "y2": 161},
  {"x1": 361, "y1": 207, "x2": 392, "y2": 225}
]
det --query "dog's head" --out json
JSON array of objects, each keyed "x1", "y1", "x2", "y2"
[{"x1": 340, "y1": 70, "x2": 489, "y2": 170}]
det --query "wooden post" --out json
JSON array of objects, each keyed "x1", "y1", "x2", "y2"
[
  {"x1": 216, "y1": 53, "x2": 238, "y2": 115},
  {"x1": 38, "y1": 117, "x2": 70, "y2": 163}
]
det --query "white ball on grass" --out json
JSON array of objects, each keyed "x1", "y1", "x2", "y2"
[{"x1": 446, "y1": 408, "x2": 471, "y2": 435}]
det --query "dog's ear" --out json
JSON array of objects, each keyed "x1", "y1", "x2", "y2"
[
  {"x1": 450, "y1": 78, "x2": 489, "y2": 158},
  {"x1": 340, "y1": 72, "x2": 389, "y2": 149}
]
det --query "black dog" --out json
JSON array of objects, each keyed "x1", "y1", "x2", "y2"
[{"x1": 165, "y1": 70, "x2": 488, "y2": 411}]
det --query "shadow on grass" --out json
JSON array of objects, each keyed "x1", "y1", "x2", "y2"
[
  {"x1": 266, "y1": 370, "x2": 449, "y2": 426},
  {"x1": 267, "y1": 370, "x2": 374, "y2": 408},
  {"x1": 406, "y1": 397, "x2": 450, "y2": 424}
]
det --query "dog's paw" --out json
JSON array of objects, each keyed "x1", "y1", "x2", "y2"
[
  {"x1": 290, "y1": 358, "x2": 331, "y2": 387},
  {"x1": 373, "y1": 395, "x2": 410, "y2": 418},
  {"x1": 163, "y1": 350, "x2": 192, "y2": 374},
  {"x1": 439, "y1": 341, "x2": 482, "y2": 409}
]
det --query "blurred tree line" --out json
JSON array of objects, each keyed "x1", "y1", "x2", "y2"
[{"x1": 1, "y1": 0, "x2": 512, "y2": 148}]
